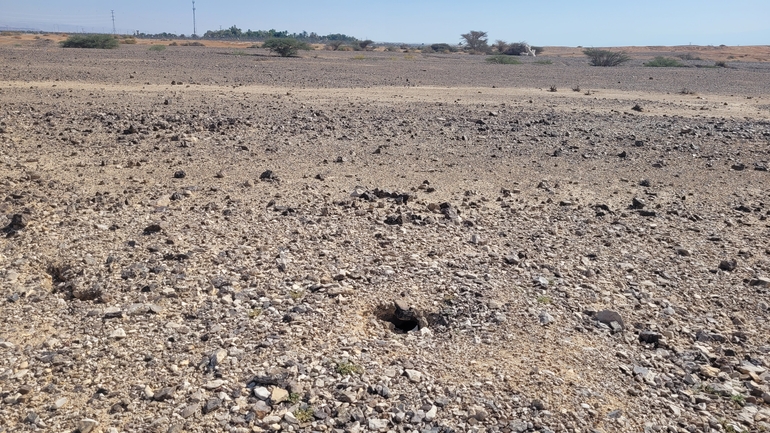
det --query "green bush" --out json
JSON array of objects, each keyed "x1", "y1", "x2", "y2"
[
  {"x1": 60, "y1": 34, "x2": 119, "y2": 49},
  {"x1": 148, "y1": 44, "x2": 166, "y2": 52},
  {"x1": 429, "y1": 43, "x2": 456, "y2": 53},
  {"x1": 262, "y1": 38, "x2": 311, "y2": 57},
  {"x1": 583, "y1": 48, "x2": 630, "y2": 66},
  {"x1": 714, "y1": 60, "x2": 728, "y2": 68},
  {"x1": 644, "y1": 56, "x2": 685, "y2": 67},
  {"x1": 486, "y1": 55, "x2": 521, "y2": 65}
]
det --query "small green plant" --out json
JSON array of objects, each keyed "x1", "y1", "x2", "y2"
[
  {"x1": 294, "y1": 407, "x2": 314, "y2": 423},
  {"x1": 720, "y1": 419, "x2": 739, "y2": 433},
  {"x1": 534, "y1": 59, "x2": 553, "y2": 65},
  {"x1": 336, "y1": 361, "x2": 363, "y2": 375},
  {"x1": 288, "y1": 392, "x2": 301, "y2": 404},
  {"x1": 583, "y1": 48, "x2": 630, "y2": 67},
  {"x1": 60, "y1": 34, "x2": 119, "y2": 49},
  {"x1": 537, "y1": 295, "x2": 552, "y2": 304},
  {"x1": 644, "y1": 56, "x2": 685, "y2": 67},
  {"x1": 148, "y1": 44, "x2": 166, "y2": 52},
  {"x1": 289, "y1": 290, "x2": 304, "y2": 300},
  {"x1": 731, "y1": 394, "x2": 745, "y2": 407},
  {"x1": 248, "y1": 308, "x2": 262, "y2": 319},
  {"x1": 120, "y1": 37, "x2": 137, "y2": 44},
  {"x1": 352, "y1": 54, "x2": 366, "y2": 60},
  {"x1": 262, "y1": 38, "x2": 311, "y2": 57},
  {"x1": 486, "y1": 55, "x2": 521, "y2": 65},
  {"x1": 232, "y1": 49, "x2": 247, "y2": 56}
]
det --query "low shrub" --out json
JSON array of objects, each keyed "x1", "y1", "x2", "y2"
[
  {"x1": 503, "y1": 42, "x2": 541, "y2": 56},
  {"x1": 429, "y1": 43, "x2": 456, "y2": 53},
  {"x1": 486, "y1": 55, "x2": 521, "y2": 65},
  {"x1": 676, "y1": 53, "x2": 702, "y2": 60},
  {"x1": 262, "y1": 38, "x2": 311, "y2": 57},
  {"x1": 534, "y1": 59, "x2": 553, "y2": 65},
  {"x1": 60, "y1": 34, "x2": 119, "y2": 49},
  {"x1": 120, "y1": 37, "x2": 137, "y2": 44},
  {"x1": 336, "y1": 361, "x2": 363, "y2": 375},
  {"x1": 583, "y1": 48, "x2": 630, "y2": 66},
  {"x1": 714, "y1": 60, "x2": 728, "y2": 68},
  {"x1": 644, "y1": 56, "x2": 685, "y2": 67},
  {"x1": 148, "y1": 44, "x2": 166, "y2": 52},
  {"x1": 180, "y1": 41, "x2": 204, "y2": 47}
]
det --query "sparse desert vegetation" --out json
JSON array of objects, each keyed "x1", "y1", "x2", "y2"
[
  {"x1": 485, "y1": 54, "x2": 521, "y2": 64},
  {"x1": 59, "y1": 34, "x2": 119, "y2": 49},
  {"x1": 262, "y1": 37, "x2": 311, "y2": 57},
  {"x1": 644, "y1": 56, "x2": 686, "y2": 67},
  {"x1": 583, "y1": 48, "x2": 631, "y2": 66}
]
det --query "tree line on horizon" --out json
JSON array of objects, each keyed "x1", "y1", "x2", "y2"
[{"x1": 136, "y1": 26, "x2": 357, "y2": 43}]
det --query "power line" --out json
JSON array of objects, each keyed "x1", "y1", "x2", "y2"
[
  {"x1": 192, "y1": 1, "x2": 196, "y2": 37},
  {"x1": 111, "y1": 10, "x2": 115, "y2": 34}
]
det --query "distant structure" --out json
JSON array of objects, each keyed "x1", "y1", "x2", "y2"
[
  {"x1": 111, "y1": 10, "x2": 116, "y2": 34},
  {"x1": 192, "y1": 1, "x2": 197, "y2": 37},
  {"x1": 521, "y1": 43, "x2": 536, "y2": 57}
]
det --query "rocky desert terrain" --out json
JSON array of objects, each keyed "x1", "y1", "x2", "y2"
[{"x1": 1, "y1": 40, "x2": 770, "y2": 433}]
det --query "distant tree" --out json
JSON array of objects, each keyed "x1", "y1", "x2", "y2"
[
  {"x1": 262, "y1": 38, "x2": 311, "y2": 57},
  {"x1": 358, "y1": 39, "x2": 374, "y2": 50},
  {"x1": 583, "y1": 48, "x2": 630, "y2": 66},
  {"x1": 493, "y1": 40, "x2": 508, "y2": 53},
  {"x1": 460, "y1": 30, "x2": 489, "y2": 53}
]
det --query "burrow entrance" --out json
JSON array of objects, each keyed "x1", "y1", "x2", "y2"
[{"x1": 375, "y1": 301, "x2": 422, "y2": 333}]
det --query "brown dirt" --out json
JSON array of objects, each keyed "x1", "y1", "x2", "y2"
[{"x1": 1, "y1": 43, "x2": 769, "y2": 433}]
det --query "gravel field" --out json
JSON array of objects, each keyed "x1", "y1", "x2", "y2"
[{"x1": 1, "y1": 44, "x2": 770, "y2": 433}]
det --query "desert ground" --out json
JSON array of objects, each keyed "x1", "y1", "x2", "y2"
[{"x1": 1, "y1": 35, "x2": 770, "y2": 433}]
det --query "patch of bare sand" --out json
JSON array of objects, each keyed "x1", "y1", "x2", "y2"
[{"x1": 3, "y1": 79, "x2": 767, "y2": 120}]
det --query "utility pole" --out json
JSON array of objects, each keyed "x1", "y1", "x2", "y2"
[
  {"x1": 192, "y1": 1, "x2": 197, "y2": 37},
  {"x1": 111, "y1": 10, "x2": 116, "y2": 34}
]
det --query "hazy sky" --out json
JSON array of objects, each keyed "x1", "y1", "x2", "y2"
[{"x1": 2, "y1": 0, "x2": 768, "y2": 46}]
